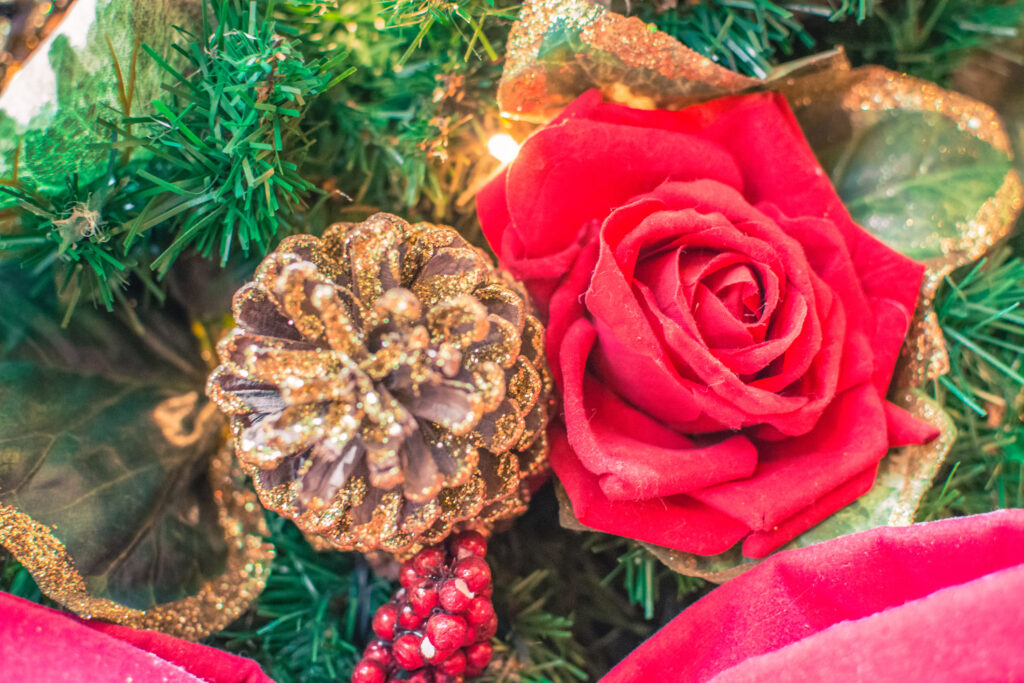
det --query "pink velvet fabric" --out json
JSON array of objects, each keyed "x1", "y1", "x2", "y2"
[
  {"x1": 603, "y1": 509, "x2": 1024, "y2": 682},
  {"x1": 0, "y1": 592, "x2": 273, "y2": 683}
]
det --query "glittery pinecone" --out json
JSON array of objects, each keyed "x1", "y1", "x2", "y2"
[{"x1": 206, "y1": 213, "x2": 551, "y2": 555}]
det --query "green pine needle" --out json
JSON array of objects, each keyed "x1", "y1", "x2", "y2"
[
  {"x1": 207, "y1": 514, "x2": 393, "y2": 683},
  {"x1": 587, "y1": 536, "x2": 709, "y2": 622}
]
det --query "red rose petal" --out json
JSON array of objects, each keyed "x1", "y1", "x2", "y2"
[
  {"x1": 560, "y1": 318, "x2": 758, "y2": 497},
  {"x1": 479, "y1": 89, "x2": 936, "y2": 558},
  {"x1": 549, "y1": 422, "x2": 750, "y2": 556},
  {"x1": 868, "y1": 295, "x2": 918, "y2": 394},
  {"x1": 690, "y1": 382, "x2": 888, "y2": 536},
  {"x1": 761, "y1": 206, "x2": 875, "y2": 394},
  {"x1": 547, "y1": 236, "x2": 601, "y2": 389},
  {"x1": 884, "y1": 401, "x2": 941, "y2": 446},
  {"x1": 741, "y1": 465, "x2": 877, "y2": 558},
  {"x1": 695, "y1": 92, "x2": 927, "y2": 392}
]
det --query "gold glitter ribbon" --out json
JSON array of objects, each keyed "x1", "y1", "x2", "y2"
[
  {"x1": 499, "y1": 0, "x2": 841, "y2": 120},
  {"x1": 0, "y1": 440, "x2": 274, "y2": 640}
]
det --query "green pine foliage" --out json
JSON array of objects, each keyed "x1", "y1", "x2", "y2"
[
  {"x1": 207, "y1": 515, "x2": 393, "y2": 682},
  {"x1": 920, "y1": 243, "x2": 1024, "y2": 518},
  {"x1": 628, "y1": 0, "x2": 1024, "y2": 82},
  {"x1": 271, "y1": 0, "x2": 516, "y2": 233},
  {"x1": 122, "y1": 0, "x2": 355, "y2": 275},
  {"x1": 0, "y1": 162, "x2": 159, "y2": 324}
]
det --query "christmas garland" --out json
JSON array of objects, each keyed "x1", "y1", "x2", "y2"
[{"x1": 1, "y1": 1, "x2": 1023, "y2": 681}]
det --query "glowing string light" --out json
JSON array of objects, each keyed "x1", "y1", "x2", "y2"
[{"x1": 487, "y1": 133, "x2": 520, "y2": 164}]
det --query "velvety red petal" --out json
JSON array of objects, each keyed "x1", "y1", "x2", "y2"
[
  {"x1": 690, "y1": 382, "x2": 888, "y2": 532},
  {"x1": 549, "y1": 422, "x2": 750, "y2": 556},
  {"x1": 546, "y1": 235, "x2": 601, "y2": 388},
  {"x1": 692, "y1": 93, "x2": 926, "y2": 392},
  {"x1": 868, "y1": 295, "x2": 919, "y2": 394},
  {"x1": 740, "y1": 464, "x2": 877, "y2": 558},
  {"x1": 602, "y1": 509, "x2": 1024, "y2": 683},
  {"x1": 559, "y1": 317, "x2": 758, "y2": 498},
  {"x1": 759, "y1": 204, "x2": 875, "y2": 394},
  {"x1": 594, "y1": 180, "x2": 841, "y2": 430},
  {"x1": 885, "y1": 401, "x2": 942, "y2": 447},
  {"x1": 503, "y1": 119, "x2": 742, "y2": 259}
]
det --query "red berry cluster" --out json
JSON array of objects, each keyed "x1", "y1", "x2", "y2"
[{"x1": 351, "y1": 531, "x2": 496, "y2": 683}]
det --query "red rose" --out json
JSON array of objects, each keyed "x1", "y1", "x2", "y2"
[
  {"x1": 478, "y1": 90, "x2": 938, "y2": 557},
  {"x1": 603, "y1": 509, "x2": 1024, "y2": 682}
]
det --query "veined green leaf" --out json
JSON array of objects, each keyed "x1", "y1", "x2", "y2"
[
  {"x1": 828, "y1": 110, "x2": 1012, "y2": 262},
  {"x1": 0, "y1": 362, "x2": 225, "y2": 608}
]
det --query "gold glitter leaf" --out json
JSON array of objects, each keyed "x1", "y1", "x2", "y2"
[{"x1": 0, "y1": 364, "x2": 272, "y2": 639}]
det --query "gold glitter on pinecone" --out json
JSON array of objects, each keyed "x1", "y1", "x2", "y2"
[{"x1": 206, "y1": 213, "x2": 552, "y2": 556}]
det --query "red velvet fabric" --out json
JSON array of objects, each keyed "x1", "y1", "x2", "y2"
[
  {"x1": 478, "y1": 90, "x2": 938, "y2": 557},
  {"x1": 0, "y1": 592, "x2": 273, "y2": 683},
  {"x1": 603, "y1": 509, "x2": 1024, "y2": 682}
]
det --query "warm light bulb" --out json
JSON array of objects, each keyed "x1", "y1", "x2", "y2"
[{"x1": 487, "y1": 133, "x2": 520, "y2": 164}]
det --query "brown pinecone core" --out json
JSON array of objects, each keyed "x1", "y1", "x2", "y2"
[{"x1": 206, "y1": 213, "x2": 551, "y2": 555}]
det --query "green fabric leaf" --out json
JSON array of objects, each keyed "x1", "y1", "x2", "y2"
[
  {"x1": 828, "y1": 110, "x2": 1012, "y2": 261},
  {"x1": 0, "y1": 261, "x2": 270, "y2": 632},
  {"x1": 0, "y1": 361, "x2": 225, "y2": 609}
]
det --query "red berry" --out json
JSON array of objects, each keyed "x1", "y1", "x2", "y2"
[
  {"x1": 393, "y1": 633, "x2": 425, "y2": 670},
  {"x1": 405, "y1": 671, "x2": 434, "y2": 683},
  {"x1": 450, "y1": 530, "x2": 487, "y2": 559},
  {"x1": 435, "y1": 675, "x2": 463, "y2": 683},
  {"x1": 362, "y1": 640, "x2": 391, "y2": 664},
  {"x1": 465, "y1": 640, "x2": 493, "y2": 670},
  {"x1": 398, "y1": 602, "x2": 425, "y2": 630},
  {"x1": 426, "y1": 613, "x2": 468, "y2": 651},
  {"x1": 476, "y1": 613, "x2": 498, "y2": 641},
  {"x1": 409, "y1": 580, "x2": 440, "y2": 617},
  {"x1": 351, "y1": 659, "x2": 387, "y2": 683},
  {"x1": 372, "y1": 603, "x2": 398, "y2": 641},
  {"x1": 464, "y1": 595, "x2": 495, "y2": 626},
  {"x1": 453, "y1": 556, "x2": 490, "y2": 594},
  {"x1": 438, "y1": 578, "x2": 473, "y2": 612},
  {"x1": 414, "y1": 547, "x2": 446, "y2": 578},
  {"x1": 400, "y1": 559, "x2": 420, "y2": 589},
  {"x1": 437, "y1": 648, "x2": 467, "y2": 675}
]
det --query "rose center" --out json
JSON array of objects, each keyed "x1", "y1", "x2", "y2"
[{"x1": 702, "y1": 263, "x2": 763, "y2": 324}]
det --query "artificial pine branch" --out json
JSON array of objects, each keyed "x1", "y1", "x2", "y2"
[
  {"x1": 585, "y1": 536, "x2": 709, "y2": 621},
  {"x1": 919, "y1": 241, "x2": 1024, "y2": 520},
  {"x1": 0, "y1": 164, "x2": 158, "y2": 324},
  {"x1": 207, "y1": 514, "x2": 393, "y2": 683},
  {"x1": 123, "y1": 0, "x2": 354, "y2": 276},
  {"x1": 624, "y1": 0, "x2": 1023, "y2": 82}
]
